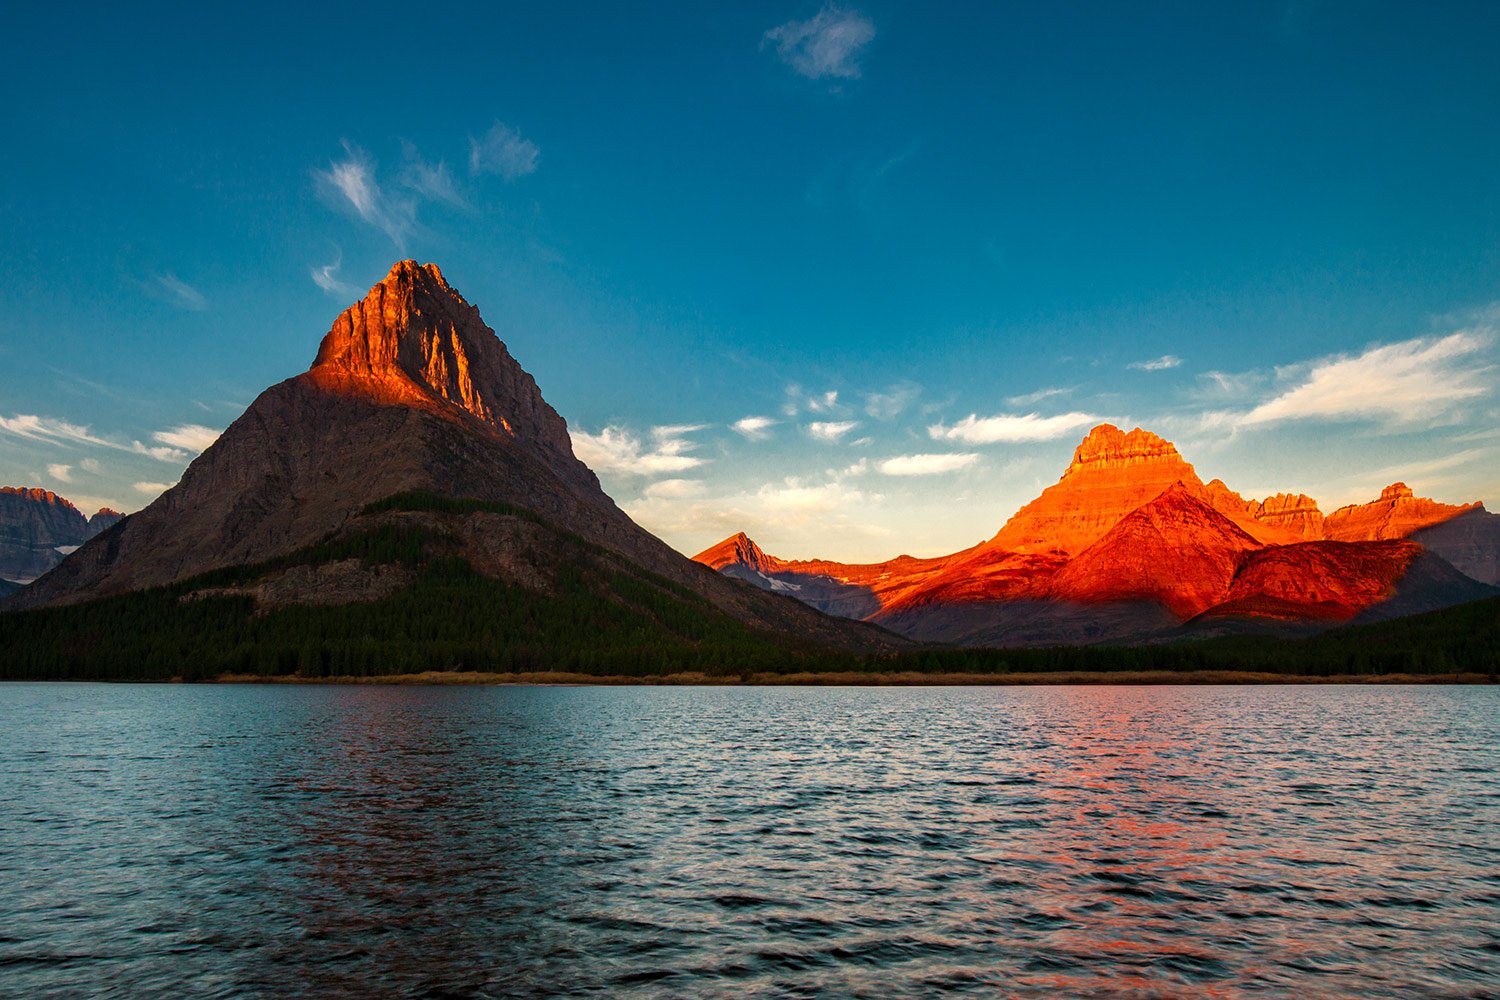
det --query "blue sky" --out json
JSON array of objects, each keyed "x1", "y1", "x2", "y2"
[{"x1": 2, "y1": 2, "x2": 1497, "y2": 560}]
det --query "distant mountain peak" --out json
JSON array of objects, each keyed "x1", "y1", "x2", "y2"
[
  {"x1": 695, "y1": 532, "x2": 777, "y2": 572},
  {"x1": 0, "y1": 486, "x2": 80, "y2": 513}
]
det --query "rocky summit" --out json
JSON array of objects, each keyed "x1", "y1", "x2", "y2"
[
  {"x1": 0, "y1": 487, "x2": 121, "y2": 584},
  {"x1": 697, "y1": 424, "x2": 1498, "y2": 645},
  {"x1": 6, "y1": 262, "x2": 897, "y2": 655}
]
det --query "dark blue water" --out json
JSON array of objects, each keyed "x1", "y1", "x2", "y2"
[{"x1": 0, "y1": 683, "x2": 1496, "y2": 998}]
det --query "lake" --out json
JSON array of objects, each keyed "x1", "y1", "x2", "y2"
[{"x1": 1, "y1": 683, "x2": 1496, "y2": 997}]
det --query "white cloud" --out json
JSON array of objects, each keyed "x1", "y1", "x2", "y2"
[
  {"x1": 400, "y1": 141, "x2": 464, "y2": 205},
  {"x1": 315, "y1": 142, "x2": 417, "y2": 248},
  {"x1": 756, "y1": 478, "x2": 866, "y2": 513},
  {"x1": 132, "y1": 481, "x2": 175, "y2": 496},
  {"x1": 153, "y1": 274, "x2": 207, "y2": 311},
  {"x1": 153, "y1": 425, "x2": 221, "y2": 454},
  {"x1": 644, "y1": 478, "x2": 706, "y2": 499},
  {"x1": 782, "y1": 385, "x2": 843, "y2": 417},
  {"x1": 928, "y1": 411, "x2": 1101, "y2": 444},
  {"x1": 1243, "y1": 331, "x2": 1493, "y2": 427},
  {"x1": 863, "y1": 382, "x2": 919, "y2": 419},
  {"x1": 571, "y1": 424, "x2": 707, "y2": 476},
  {"x1": 1005, "y1": 386, "x2": 1074, "y2": 407},
  {"x1": 47, "y1": 463, "x2": 72, "y2": 482},
  {"x1": 1129, "y1": 355, "x2": 1183, "y2": 372},
  {"x1": 764, "y1": 4, "x2": 876, "y2": 80},
  {"x1": 732, "y1": 415, "x2": 777, "y2": 440},
  {"x1": 131, "y1": 441, "x2": 186, "y2": 462},
  {"x1": 878, "y1": 453, "x2": 979, "y2": 476},
  {"x1": 0, "y1": 413, "x2": 211, "y2": 465},
  {"x1": 311, "y1": 247, "x2": 358, "y2": 297},
  {"x1": 80, "y1": 458, "x2": 101, "y2": 473},
  {"x1": 808, "y1": 420, "x2": 858, "y2": 442},
  {"x1": 0, "y1": 413, "x2": 113, "y2": 449},
  {"x1": 469, "y1": 122, "x2": 540, "y2": 180}
]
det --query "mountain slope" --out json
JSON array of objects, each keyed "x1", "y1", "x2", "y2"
[
  {"x1": 6, "y1": 262, "x2": 900, "y2": 655},
  {"x1": 1048, "y1": 483, "x2": 1264, "y2": 618}
]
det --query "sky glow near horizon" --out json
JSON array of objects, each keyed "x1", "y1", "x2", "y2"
[{"x1": 1, "y1": 3, "x2": 1498, "y2": 561}]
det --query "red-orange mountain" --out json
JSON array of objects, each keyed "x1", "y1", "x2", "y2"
[{"x1": 697, "y1": 424, "x2": 1496, "y2": 645}]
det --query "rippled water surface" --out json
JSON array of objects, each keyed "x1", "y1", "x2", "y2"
[{"x1": 1, "y1": 683, "x2": 1497, "y2": 998}]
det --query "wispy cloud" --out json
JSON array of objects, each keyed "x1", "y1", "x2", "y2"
[
  {"x1": 1129, "y1": 354, "x2": 1183, "y2": 372},
  {"x1": 1242, "y1": 331, "x2": 1493, "y2": 428},
  {"x1": 1005, "y1": 386, "x2": 1074, "y2": 408},
  {"x1": 571, "y1": 423, "x2": 707, "y2": 476},
  {"x1": 644, "y1": 478, "x2": 706, "y2": 499},
  {"x1": 469, "y1": 121, "x2": 540, "y2": 180},
  {"x1": 0, "y1": 413, "x2": 211, "y2": 465},
  {"x1": 152, "y1": 273, "x2": 207, "y2": 311},
  {"x1": 0, "y1": 413, "x2": 114, "y2": 449},
  {"x1": 732, "y1": 415, "x2": 777, "y2": 440},
  {"x1": 784, "y1": 385, "x2": 842, "y2": 417},
  {"x1": 80, "y1": 458, "x2": 100, "y2": 473},
  {"x1": 131, "y1": 441, "x2": 185, "y2": 462},
  {"x1": 755, "y1": 478, "x2": 867, "y2": 513},
  {"x1": 863, "y1": 382, "x2": 919, "y2": 419},
  {"x1": 929, "y1": 411, "x2": 1101, "y2": 444},
  {"x1": 315, "y1": 141, "x2": 417, "y2": 248},
  {"x1": 133, "y1": 481, "x2": 175, "y2": 496},
  {"x1": 153, "y1": 425, "x2": 220, "y2": 454},
  {"x1": 765, "y1": 4, "x2": 875, "y2": 80},
  {"x1": 311, "y1": 247, "x2": 359, "y2": 297},
  {"x1": 400, "y1": 141, "x2": 465, "y2": 205},
  {"x1": 878, "y1": 453, "x2": 979, "y2": 476},
  {"x1": 46, "y1": 463, "x2": 72, "y2": 483},
  {"x1": 808, "y1": 420, "x2": 859, "y2": 442}
]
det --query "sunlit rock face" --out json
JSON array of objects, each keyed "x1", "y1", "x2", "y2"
[
  {"x1": 1048, "y1": 483, "x2": 1264, "y2": 618},
  {"x1": 1322, "y1": 482, "x2": 1479, "y2": 541},
  {"x1": 0, "y1": 488, "x2": 120, "y2": 583},
  {"x1": 307, "y1": 260, "x2": 594, "y2": 497},
  {"x1": 1253, "y1": 493, "x2": 1325, "y2": 541},
  {"x1": 694, "y1": 532, "x2": 782, "y2": 573},
  {"x1": 987, "y1": 425, "x2": 1206, "y2": 556},
  {"x1": 695, "y1": 424, "x2": 1496, "y2": 645}
]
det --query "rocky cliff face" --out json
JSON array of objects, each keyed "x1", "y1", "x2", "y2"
[
  {"x1": 0, "y1": 488, "x2": 119, "y2": 583},
  {"x1": 8, "y1": 262, "x2": 897, "y2": 652},
  {"x1": 1254, "y1": 493, "x2": 1324, "y2": 540},
  {"x1": 987, "y1": 425, "x2": 1207, "y2": 555},
  {"x1": 1048, "y1": 483, "x2": 1264, "y2": 618},
  {"x1": 1323, "y1": 483, "x2": 1478, "y2": 541},
  {"x1": 694, "y1": 532, "x2": 781, "y2": 573}
]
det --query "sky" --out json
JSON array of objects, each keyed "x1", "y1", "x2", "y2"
[{"x1": 1, "y1": 1, "x2": 1498, "y2": 561}]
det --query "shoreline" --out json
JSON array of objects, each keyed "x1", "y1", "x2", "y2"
[{"x1": 203, "y1": 670, "x2": 1498, "y2": 686}]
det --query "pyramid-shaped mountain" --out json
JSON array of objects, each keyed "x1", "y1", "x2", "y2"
[{"x1": 7, "y1": 262, "x2": 897, "y2": 663}]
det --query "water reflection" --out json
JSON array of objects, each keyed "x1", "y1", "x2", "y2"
[{"x1": 0, "y1": 683, "x2": 1496, "y2": 997}]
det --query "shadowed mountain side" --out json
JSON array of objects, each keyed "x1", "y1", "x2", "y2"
[
  {"x1": 1410, "y1": 507, "x2": 1500, "y2": 585},
  {"x1": 874, "y1": 599, "x2": 1181, "y2": 647},
  {"x1": 1323, "y1": 482, "x2": 1479, "y2": 541}
]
